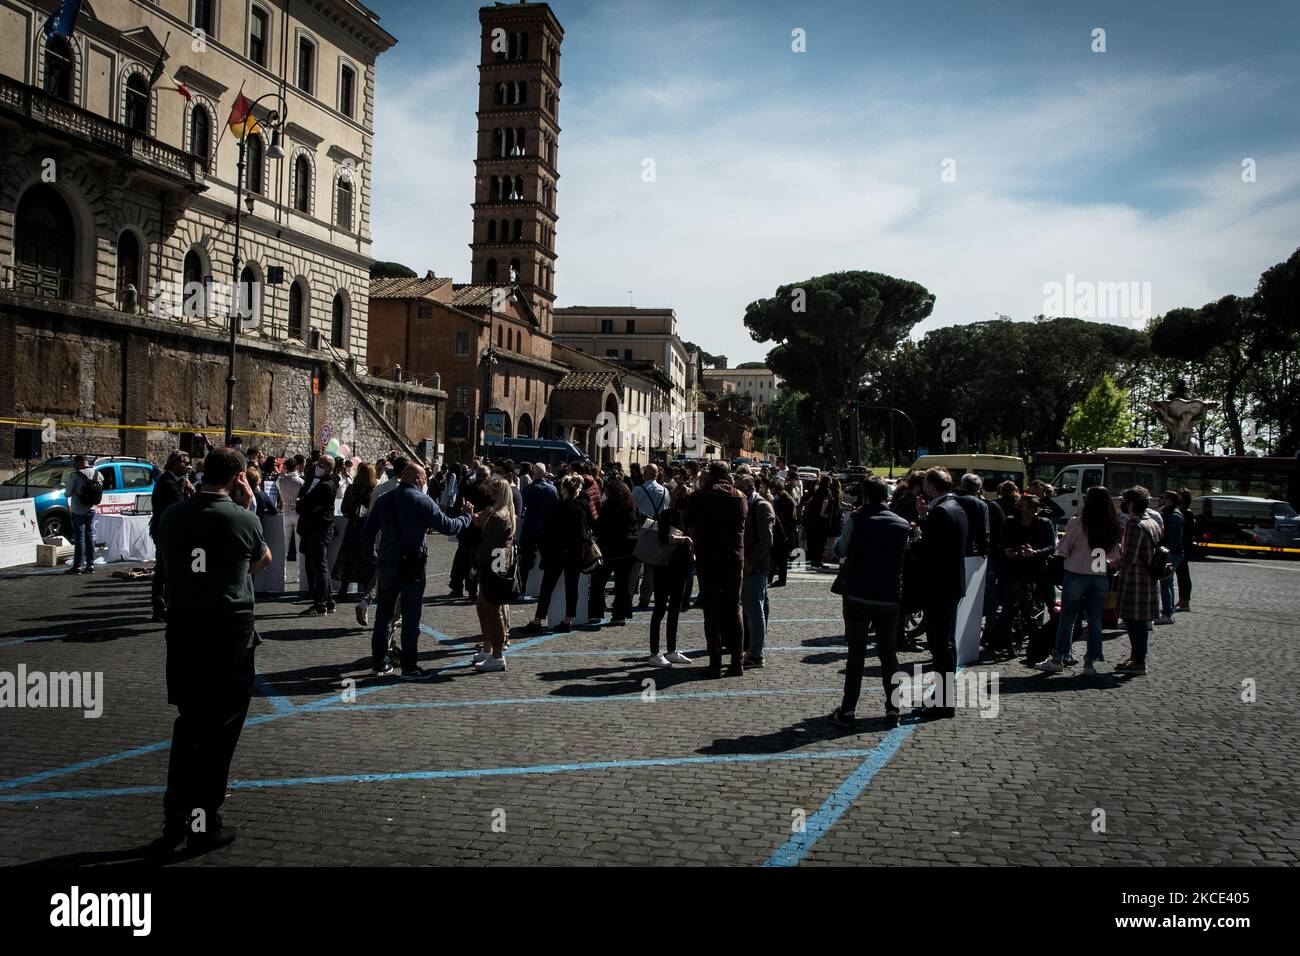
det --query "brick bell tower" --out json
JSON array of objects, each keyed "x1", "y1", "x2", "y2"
[{"x1": 471, "y1": 1, "x2": 563, "y2": 336}]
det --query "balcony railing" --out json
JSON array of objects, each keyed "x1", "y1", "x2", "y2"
[{"x1": 0, "y1": 73, "x2": 206, "y2": 184}]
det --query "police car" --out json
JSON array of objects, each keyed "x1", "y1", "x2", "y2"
[{"x1": 0, "y1": 456, "x2": 160, "y2": 537}]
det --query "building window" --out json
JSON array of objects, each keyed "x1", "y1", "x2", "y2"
[
  {"x1": 246, "y1": 134, "x2": 264, "y2": 194},
  {"x1": 497, "y1": 325, "x2": 503, "y2": 349},
  {"x1": 249, "y1": 5, "x2": 269, "y2": 66},
  {"x1": 123, "y1": 73, "x2": 149, "y2": 132},
  {"x1": 43, "y1": 36, "x2": 74, "y2": 100},
  {"x1": 525, "y1": 377, "x2": 531, "y2": 400},
  {"x1": 116, "y1": 231, "x2": 142, "y2": 310},
  {"x1": 339, "y1": 63, "x2": 356, "y2": 117},
  {"x1": 626, "y1": 319, "x2": 636, "y2": 334},
  {"x1": 293, "y1": 154, "x2": 311, "y2": 212},
  {"x1": 487, "y1": 221, "x2": 496, "y2": 241},
  {"x1": 193, "y1": 0, "x2": 215, "y2": 36},
  {"x1": 624, "y1": 349, "x2": 633, "y2": 360},
  {"x1": 331, "y1": 292, "x2": 346, "y2": 348},
  {"x1": 335, "y1": 174, "x2": 353, "y2": 230},
  {"x1": 600, "y1": 319, "x2": 613, "y2": 333},
  {"x1": 606, "y1": 349, "x2": 618, "y2": 358},
  {"x1": 238, "y1": 263, "x2": 259, "y2": 321},
  {"x1": 189, "y1": 105, "x2": 211, "y2": 164},
  {"x1": 455, "y1": 330, "x2": 471, "y2": 356},
  {"x1": 182, "y1": 248, "x2": 207, "y2": 317},
  {"x1": 418, "y1": 303, "x2": 433, "y2": 319},
  {"x1": 503, "y1": 373, "x2": 510, "y2": 397},
  {"x1": 485, "y1": 258, "x2": 497, "y2": 282},
  {"x1": 288, "y1": 279, "x2": 305, "y2": 339},
  {"x1": 454, "y1": 385, "x2": 470, "y2": 410},
  {"x1": 297, "y1": 36, "x2": 315, "y2": 94}
]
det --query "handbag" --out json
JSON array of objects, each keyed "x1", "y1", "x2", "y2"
[
  {"x1": 580, "y1": 530, "x2": 603, "y2": 573},
  {"x1": 634, "y1": 519, "x2": 677, "y2": 567},
  {"x1": 1147, "y1": 544, "x2": 1173, "y2": 580}
]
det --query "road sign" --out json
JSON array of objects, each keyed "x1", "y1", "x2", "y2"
[{"x1": 320, "y1": 425, "x2": 332, "y2": 446}]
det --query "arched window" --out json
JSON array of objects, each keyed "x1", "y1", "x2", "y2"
[
  {"x1": 504, "y1": 128, "x2": 515, "y2": 155},
  {"x1": 124, "y1": 73, "x2": 149, "y2": 132},
  {"x1": 518, "y1": 413, "x2": 533, "y2": 439},
  {"x1": 497, "y1": 325, "x2": 503, "y2": 349},
  {"x1": 43, "y1": 36, "x2": 74, "y2": 100},
  {"x1": 509, "y1": 258, "x2": 521, "y2": 282},
  {"x1": 514, "y1": 176, "x2": 523, "y2": 199},
  {"x1": 246, "y1": 134, "x2": 264, "y2": 195},
  {"x1": 14, "y1": 185, "x2": 75, "y2": 298},
  {"x1": 293, "y1": 154, "x2": 311, "y2": 212},
  {"x1": 513, "y1": 219, "x2": 522, "y2": 240},
  {"x1": 489, "y1": 175, "x2": 500, "y2": 200},
  {"x1": 492, "y1": 128, "x2": 503, "y2": 157},
  {"x1": 116, "y1": 231, "x2": 142, "y2": 311},
  {"x1": 487, "y1": 220, "x2": 497, "y2": 242},
  {"x1": 518, "y1": 81, "x2": 527, "y2": 104},
  {"x1": 189, "y1": 106, "x2": 211, "y2": 165},
  {"x1": 238, "y1": 264, "x2": 260, "y2": 324},
  {"x1": 494, "y1": 82, "x2": 505, "y2": 105},
  {"x1": 331, "y1": 292, "x2": 346, "y2": 348},
  {"x1": 182, "y1": 248, "x2": 207, "y2": 317},
  {"x1": 335, "y1": 174, "x2": 353, "y2": 230},
  {"x1": 287, "y1": 279, "x2": 305, "y2": 339},
  {"x1": 515, "y1": 127, "x2": 526, "y2": 155},
  {"x1": 519, "y1": 32, "x2": 528, "y2": 60},
  {"x1": 485, "y1": 258, "x2": 497, "y2": 283},
  {"x1": 500, "y1": 218, "x2": 509, "y2": 239}
]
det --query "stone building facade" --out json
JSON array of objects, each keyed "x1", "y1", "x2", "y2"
[{"x1": 0, "y1": 0, "x2": 444, "y2": 472}]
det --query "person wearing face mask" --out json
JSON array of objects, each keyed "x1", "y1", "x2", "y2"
[
  {"x1": 361, "y1": 464, "x2": 485, "y2": 680},
  {"x1": 149, "y1": 447, "x2": 272, "y2": 857},
  {"x1": 738, "y1": 474, "x2": 775, "y2": 668},
  {"x1": 149, "y1": 450, "x2": 195, "y2": 622},
  {"x1": 297, "y1": 456, "x2": 340, "y2": 616}
]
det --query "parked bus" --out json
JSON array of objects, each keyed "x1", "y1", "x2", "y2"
[
  {"x1": 909, "y1": 454, "x2": 1026, "y2": 497},
  {"x1": 1032, "y1": 448, "x2": 1300, "y2": 523}
]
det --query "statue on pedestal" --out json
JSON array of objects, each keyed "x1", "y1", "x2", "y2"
[{"x1": 1150, "y1": 397, "x2": 1211, "y2": 452}]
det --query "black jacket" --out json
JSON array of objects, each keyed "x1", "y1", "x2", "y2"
[
  {"x1": 540, "y1": 497, "x2": 590, "y2": 562},
  {"x1": 297, "y1": 476, "x2": 339, "y2": 535},
  {"x1": 149, "y1": 471, "x2": 191, "y2": 538},
  {"x1": 916, "y1": 493, "x2": 969, "y2": 603},
  {"x1": 954, "y1": 492, "x2": 990, "y2": 557}
]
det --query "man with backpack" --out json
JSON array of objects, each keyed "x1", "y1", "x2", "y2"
[{"x1": 64, "y1": 455, "x2": 104, "y2": 574}]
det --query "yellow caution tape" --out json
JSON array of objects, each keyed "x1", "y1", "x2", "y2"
[{"x1": 0, "y1": 418, "x2": 308, "y2": 440}]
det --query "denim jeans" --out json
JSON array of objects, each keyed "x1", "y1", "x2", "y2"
[
  {"x1": 741, "y1": 571, "x2": 769, "y2": 658},
  {"x1": 70, "y1": 510, "x2": 95, "y2": 569},
  {"x1": 1160, "y1": 554, "x2": 1184, "y2": 618},
  {"x1": 1054, "y1": 570, "x2": 1110, "y2": 661},
  {"x1": 841, "y1": 598, "x2": 902, "y2": 715},
  {"x1": 370, "y1": 560, "x2": 427, "y2": 671}
]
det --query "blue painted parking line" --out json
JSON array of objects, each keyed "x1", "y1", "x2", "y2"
[
  {"x1": 253, "y1": 673, "x2": 297, "y2": 714},
  {"x1": 0, "y1": 622, "x2": 583, "y2": 792},
  {"x1": 0, "y1": 634, "x2": 65, "y2": 649},
  {"x1": 0, "y1": 747, "x2": 881, "y2": 804},
  {"x1": 763, "y1": 724, "x2": 917, "y2": 867}
]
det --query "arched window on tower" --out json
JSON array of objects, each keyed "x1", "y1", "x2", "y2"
[
  {"x1": 509, "y1": 258, "x2": 521, "y2": 282},
  {"x1": 487, "y1": 220, "x2": 496, "y2": 242},
  {"x1": 489, "y1": 175, "x2": 500, "y2": 200},
  {"x1": 518, "y1": 81, "x2": 527, "y2": 104},
  {"x1": 515, "y1": 127, "x2": 526, "y2": 156},
  {"x1": 494, "y1": 82, "x2": 505, "y2": 105},
  {"x1": 485, "y1": 258, "x2": 498, "y2": 283},
  {"x1": 513, "y1": 219, "x2": 522, "y2": 241},
  {"x1": 500, "y1": 218, "x2": 509, "y2": 239},
  {"x1": 504, "y1": 128, "x2": 515, "y2": 156},
  {"x1": 519, "y1": 32, "x2": 528, "y2": 60},
  {"x1": 514, "y1": 176, "x2": 524, "y2": 199}
]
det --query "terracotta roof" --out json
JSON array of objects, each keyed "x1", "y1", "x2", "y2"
[
  {"x1": 555, "y1": 370, "x2": 619, "y2": 392},
  {"x1": 451, "y1": 284, "x2": 508, "y2": 308},
  {"x1": 369, "y1": 273, "x2": 451, "y2": 299}
]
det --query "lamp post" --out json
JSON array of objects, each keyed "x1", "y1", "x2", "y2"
[{"x1": 224, "y1": 94, "x2": 288, "y2": 446}]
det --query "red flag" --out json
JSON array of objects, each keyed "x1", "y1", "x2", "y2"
[{"x1": 227, "y1": 91, "x2": 259, "y2": 140}]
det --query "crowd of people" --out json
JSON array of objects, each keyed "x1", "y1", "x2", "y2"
[{"x1": 91, "y1": 439, "x2": 1196, "y2": 856}]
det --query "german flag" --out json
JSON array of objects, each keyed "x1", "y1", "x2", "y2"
[{"x1": 226, "y1": 91, "x2": 260, "y2": 141}]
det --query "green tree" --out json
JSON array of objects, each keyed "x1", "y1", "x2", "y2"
[
  {"x1": 744, "y1": 271, "x2": 935, "y2": 464},
  {"x1": 370, "y1": 261, "x2": 417, "y2": 279},
  {"x1": 1062, "y1": 373, "x2": 1135, "y2": 451},
  {"x1": 682, "y1": 341, "x2": 723, "y2": 368}
]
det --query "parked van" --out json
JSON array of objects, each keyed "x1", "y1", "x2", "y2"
[
  {"x1": 909, "y1": 454, "x2": 1026, "y2": 497},
  {"x1": 480, "y1": 438, "x2": 588, "y2": 472}
]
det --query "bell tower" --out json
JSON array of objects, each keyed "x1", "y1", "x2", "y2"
[{"x1": 471, "y1": 2, "x2": 563, "y2": 336}]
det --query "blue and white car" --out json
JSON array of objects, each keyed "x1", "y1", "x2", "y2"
[{"x1": 0, "y1": 456, "x2": 159, "y2": 538}]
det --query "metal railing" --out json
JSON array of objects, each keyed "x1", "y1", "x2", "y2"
[{"x1": 0, "y1": 73, "x2": 206, "y2": 182}]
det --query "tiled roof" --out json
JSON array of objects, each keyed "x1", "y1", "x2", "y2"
[
  {"x1": 555, "y1": 370, "x2": 619, "y2": 392},
  {"x1": 451, "y1": 284, "x2": 507, "y2": 308},
  {"x1": 369, "y1": 273, "x2": 450, "y2": 299}
]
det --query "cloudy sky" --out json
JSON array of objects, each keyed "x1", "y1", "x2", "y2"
[{"x1": 367, "y1": 0, "x2": 1300, "y2": 364}]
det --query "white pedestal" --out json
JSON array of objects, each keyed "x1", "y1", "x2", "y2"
[{"x1": 955, "y1": 556, "x2": 988, "y2": 667}]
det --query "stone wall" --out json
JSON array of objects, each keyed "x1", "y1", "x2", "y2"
[{"x1": 0, "y1": 292, "x2": 445, "y2": 477}]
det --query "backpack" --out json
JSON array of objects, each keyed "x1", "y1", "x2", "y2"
[
  {"x1": 1147, "y1": 543, "x2": 1174, "y2": 580},
  {"x1": 76, "y1": 471, "x2": 104, "y2": 507}
]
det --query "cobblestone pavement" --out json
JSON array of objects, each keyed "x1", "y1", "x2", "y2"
[{"x1": 1, "y1": 541, "x2": 1297, "y2": 866}]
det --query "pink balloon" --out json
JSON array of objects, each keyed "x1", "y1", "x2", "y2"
[{"x1": 339, "y1": 444, "x2": 351, "y2": 458}]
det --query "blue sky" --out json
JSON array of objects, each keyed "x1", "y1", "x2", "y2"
[{"x1": 367, "y1": 0, "x2": 1300, "y2": 363}]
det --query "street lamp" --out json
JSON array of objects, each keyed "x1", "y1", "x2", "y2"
[{"x1": 225, "y1": 95, "x2": 288, "y2": 446}]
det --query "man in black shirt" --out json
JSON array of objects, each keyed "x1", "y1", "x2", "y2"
[
  {"x1": 297, "y1": 455, "x2": 339, "y2": 615},
  {"x1": 914, "y1": 467, "x2": 968, "y2": 720},
  {"x1": 149, "y1": 450, "x2": 194, "y2": 622},
  {"x1": 151, "y1": 447, "x2": 271, "y2": 856}
]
